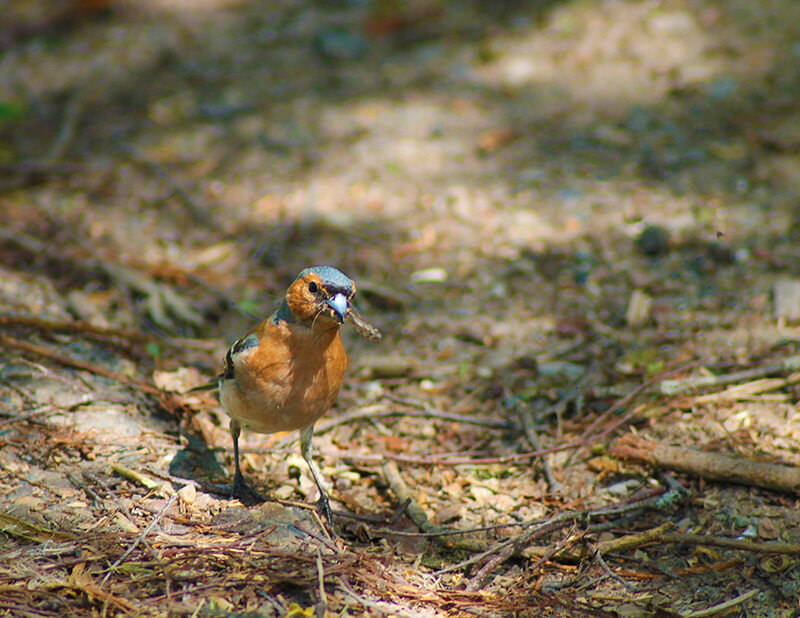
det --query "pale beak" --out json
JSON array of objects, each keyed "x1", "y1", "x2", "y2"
[{"x1": 326, "y1": 293, "x2": 348, "y2": 323}]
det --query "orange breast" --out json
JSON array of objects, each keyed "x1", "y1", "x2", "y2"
[{"x1": 220, "y1": 321, "x2": 347, "y2": 434}]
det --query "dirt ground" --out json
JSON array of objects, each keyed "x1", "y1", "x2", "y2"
[{"x1": 1, "y1": 0, "x2": 800, "y2": 616}]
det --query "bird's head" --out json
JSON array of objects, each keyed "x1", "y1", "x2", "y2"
[{"x1": 285, "y1": 266, "x2": 356, "y2": 327}]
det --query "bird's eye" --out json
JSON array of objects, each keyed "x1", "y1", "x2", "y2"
[{"x1": 308, "y1": 281, "x2": 318, "y2": 294}]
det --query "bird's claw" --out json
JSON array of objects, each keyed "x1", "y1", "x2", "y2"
[
  {"x1": 316, "y1": 492, "x2": 334, "y2": 528},
  {"x1": 232, "y1": 471, "x2": 264, "y2": 505}
]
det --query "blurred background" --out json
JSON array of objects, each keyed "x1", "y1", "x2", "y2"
[{"x1": 1, "y1": 0, "x2": 800, "y2": 614}]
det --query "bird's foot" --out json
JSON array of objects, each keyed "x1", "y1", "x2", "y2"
[
  {"x1": 232, "y1": 471, "x2": 264, "y2": 505},
  {"x1": 315, "y1": 492, "x2": 334, "y2": 528}
]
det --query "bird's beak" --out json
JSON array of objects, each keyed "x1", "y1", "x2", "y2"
[{"x1": 326, "y1": 293, "x2": 348, "y2": 323}]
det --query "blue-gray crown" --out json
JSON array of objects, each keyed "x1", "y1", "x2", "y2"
[{"x1": 298, "y1": 266, "x2": 354, "y2": 294}]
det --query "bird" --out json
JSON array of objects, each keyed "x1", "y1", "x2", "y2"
[{"x1": 195, "y1": 266, "x2": 380, "y2": 525}]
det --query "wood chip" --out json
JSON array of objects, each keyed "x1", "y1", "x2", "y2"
[
  {"x1": 625, "y1": 289, "x2": 652, "y2": 326},
  {"x1": 774, "y1": 279, "x2": 800, "y2": 322}
]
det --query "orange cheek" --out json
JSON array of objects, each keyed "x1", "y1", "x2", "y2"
[{"x1": 286, "y1": 288, "x2": 318, "y2": 322}]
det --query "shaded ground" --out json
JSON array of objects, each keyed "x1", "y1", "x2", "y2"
[{"x1": 1, "y1": 0, "x2": 800, "y2": 615}]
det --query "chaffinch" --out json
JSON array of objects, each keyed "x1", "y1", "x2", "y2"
[{"x1": 203, "y1": 266, "x2": 380, "y2": 525}]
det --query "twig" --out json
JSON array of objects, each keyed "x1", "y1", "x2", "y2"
[
  {"x1": 589, "y1": 521, "x2": 800, "y2": 557},
  {"x1": 381, "y1": 461, "x2": 487, "y2": 553},
  {"x1": 101, "y1": 495, "x2": 177, "y2": 585},
  {"x1": 610, "y1": 435, "x2": 800, "y2": 495},
  {"x1": 380, "y1": 461, "x2": 437, "y2": 535},
  {"x1": 659, "y1": 355, "x2": 800, "y2": 396},
  {"x1": 465, "y1": 547, "x2": 513, "y2": 591},
  {"x1": 588, "y1": 542, "x2": 635, "y2": 591},
  {"x1": 390, "y1": 498, "x2": 412, "y2": 525},
  {"x1": 465, "y1": 528, "x2": 586, "y2": 592},
  {"x1": 660, "y1": 533, "x2": 800, "y2": 555},
  {"x1": 517, "y1": 406, "x2": 562, "y2": 493},
  {"x1": 81, "y1": 471, "x2": 136, "y2": 523},
  {"x1": 0, "y1": 226, "x2": 204, "y2": 329},
  {"x1": 78, "y1": 473, "x2": 174, "y2": 594},
  {"x1": 339, "y1": 437, "x2": 610, "y2": 466},
  {"x1": 0, "y1": 162, "x2": 87, "y2": 191},
  {"x1": 189, "y1": 598, "x2": 206, "y2": 618},
  {"x1": 527, "y1": 529, "x2": 588, "y2": 574},
  {"x1": 338, "y1": 579, "x2": 427, "y2": 618},
  {"x1": 43, "y1": 85, "x2": 89, "y2": 163},
  {"x1": 0, "y1": 161, "x2": 86, "y2": 175},
  {"x1": 112, "y1": 463, "x2": 173, "y2": 495},
  {"x1": 683, "y1": 589, "x2": 758, "y2": 617},
  {"x1": 533, "y1": 360, "x2": 600, "y2": 423},
  {"x1": 315, "y1": 549, "x2": 328, "y2": 615},
  {"x1": 0, "y1": 405, "x2": 53, "y2": 427},
  {"x1": 577, "y1": 361, "x2": 698, "y2": 445},
  {"x1": 0, "y1": 333, "x2": 162, "y2": 396},
  {"x1": 313, "y1": 404, "x2": 514, "y2": 437},
  {"x1": 101, "y1": 262, "x2": 204, "y2": 328},
  {"x1": 368, "y1": 520, "x2": 524, "y2": 538},
  {"x1": 383, "y1": 394, "x2": 516, "y2": 429},
  {"x1": 435, "y1": 512, "x2": 577, "y2": 575},
  {"x1": 436, "y1": 477, "x2": 688, "y2": 569},
  {"x1": 0, "y1": 315, "x2": 153, "y2": 343},
  {"x1": 692, "y1": 372, "x2": 800, "y2": 403},
  {"x1": 0, "y1": 512, "x2": 74, "y2": 542}
]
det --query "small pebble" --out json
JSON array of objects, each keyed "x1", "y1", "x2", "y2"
[
  {"x1": 194, "y1": 492, "x2": 217, "y2": 510},
  {"x1": 410, "y1": 267, "x2": 448, "y2": 283},
  {"x1": 419, "y1": 379, "x2": 436, "y2": 391},
  {"x1": 605, "y1": 479, "x2": 640, "y2": 496},
  {"x1": 177, "y1": 484, "x2": 196, "y2": 505}
]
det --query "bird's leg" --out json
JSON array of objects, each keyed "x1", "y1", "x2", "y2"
[
  {"x1": 230, "y1": 419, "x2": 262, "y2": 504},
  {"x1": 299, "y1": 424, "x2": 333, "y2": 526}
]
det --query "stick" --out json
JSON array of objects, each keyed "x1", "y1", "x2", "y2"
[
  {"x1": 577, "y1": 361, "x2": 698, "y2": 444},
  {"x1": 43, "y1": 86, "x2": 89, "y2": 163},
  {"x1": 339, "y1": 580, "x2": 426, "y2": 618},
  {"x1": 589, "y1": 541, "x2": 635, "y2": 591},
  {"x1": 0, "y1": 315, "x2": 153, "y2": 343},
  {"x1": 464, "y1": 547, "x2": 514, "y2": 591},
  {"x1": 0, "y1": 227, "x2": 203, "y2": 329},
  {"x1": 0, "y1": 333, "x2": 162, "y2": 396},
  {"x1": 660, "y1": 533, "x2": 800, "y2": 555},
  {"x1": 692, "y1": 372, "x2": 800, "y2": 403},
  {"x1": 111, "y1": 464, "x2": 172, "y2": 493},
  {"x1": 683, "y1": 589, "x2": 758, "y2": 617},
  {"x1": 383, "y1": 394, "x2": 516, "y2": 429},
  {"x1": 101, "y1": 495, "x2": 177, "y2": 585},
  {"x1": 659, "y1": 355, "x2": 800, "y2": 396},
  {"x1": 534, "y1": 360, "x2": 600, "y2": 423},
  {"x1": 610, "y1": 435, "x2": 800, "y2": 494},
  {"x1": 436, "y1": 513, "x2": 577, "y2": 575},
  {"x1": 313, "y1": 405, "x2": 514, "y2": 437},
  {"x1": 594, "y1": 522, "x2": 673, "y2": 556},
  {"x1": 0, "y1": 162, "x2": 88, "y2": 191},
  {"x1": 380, "y1": 461, "x2": 437, "y2": 535},
  {"x1": 315, "y1": 549, "x2": 328, "y2": 614},
  {"x1": 0, "y1": 405, "x2": 53, "y2": 427},
  {"x1": 518, "y1": 406, "x2": 562, "y2": 493},
  {"x1": 380, "y1": 461, "x2": 486, "y2": 553}
]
